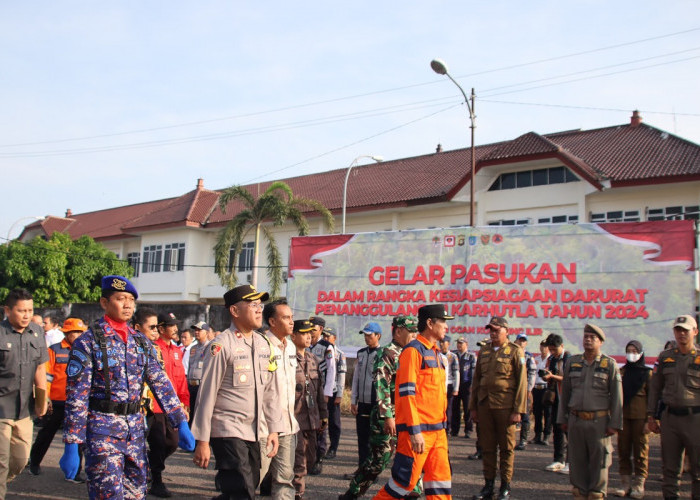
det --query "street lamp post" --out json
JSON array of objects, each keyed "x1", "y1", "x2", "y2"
[
  {"x1": 342, "y1": 155, "x2": 383, "y2": 234},
  {"x1": 430, "y1": 58, "x2": 477, "y2": 227},
  {"x1": 6, "y1": 216, "x2": 44, "y2": 242}
]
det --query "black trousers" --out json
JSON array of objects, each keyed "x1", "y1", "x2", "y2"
[
  {"x1": 188, "y1": 383, "x2": 199, "y2": 426},
  {"x1": 30, "y1": 403, "x2": 84, "y2": 471},
  {"x1": 328, "y1": 397, "x2": 341, "y2": 452},
  {"x1": 211, "y1": 437, "x2": 261, "y2": 500},
  {"x1": 451, "y1": 383, "x2": 472, "y2": 435},
  {"x1": 146, "y1": 413, "x2": 179, "y2": 482},
  {"x1": 355, "y1": 402, "x2": 373, "y2": 466},
  {"x1": 531, "y1": 387, "x2": 552, "y2": 438},
  {"x1": 551, "y1": 400, "x2": 568, "y2": 463}
]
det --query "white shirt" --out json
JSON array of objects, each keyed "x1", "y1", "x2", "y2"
[
  {"x1": 182, "y1": 341, "x2": 197, "y2": 373},
  {"x1": 45, "y1": 328, "x2": 64, "y2": 347}
]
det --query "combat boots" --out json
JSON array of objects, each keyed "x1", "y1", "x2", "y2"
[
  {"x1": 629, "y1": 475, "x2": 645, "y2": 499},
  {"x1": 472, "y1": 479, "x2": 495, "y2": 500},
  {"x1": 515, "y1": 421, "x2": 529, "y2": 450},
  {"x1": 497, "y1": 482, "x2": 511, "y2": 499}
]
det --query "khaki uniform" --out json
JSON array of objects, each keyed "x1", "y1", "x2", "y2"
[
  {"x1": 468, "y1": 341, "x2": 527, "y2": 484},
  {"x1": 557, "y1": 354, "x2": 622, "y2": 498},
  {"x1": 191, "y1": 327, "x2": 282, "y2": 500},
  {"x1": 617, "y1": 365, "x2": 651, "y2": 478},
  {"x1": 648, "y1": 345, "x2": 700, "y2": 499}
]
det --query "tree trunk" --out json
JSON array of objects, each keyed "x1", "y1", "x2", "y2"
[{"x1": 251, "y1": 222, "x2": 261, "y2": 287}]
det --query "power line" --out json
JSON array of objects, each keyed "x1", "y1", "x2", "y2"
[{"x1": 0, "y1": 27, "x2": 697, "y2": 150}]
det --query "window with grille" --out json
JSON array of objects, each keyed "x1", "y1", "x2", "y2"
[
  {"x1": 127, "y1": 252, "x2": 140, "y2": 277},
  {"x1": 489, "y1": 166, "x2": 579, "y2": 191},
  {"x1": 163, "y1": 243, "x2": 185, "y2": 271},
  {"x1": 229, "y1": 242, "x2": 256, "y2": 272},
  {"x1": 142, "y1": 245, "x2": 163, "y2": 273}
]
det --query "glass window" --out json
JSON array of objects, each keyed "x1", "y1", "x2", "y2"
[
  {"x1": 538, "y1": 217, "x2": 551, "y2": 224},
  {"x1": 142, "y1": 245, "x2": 162, "y2": 273},
  {"x1": 501, "y1": 173, "x2": 516, "y2": 190},
  {"x1": 163, "y1": 243, "x2": 185, "y2": 271},
  {"x1": 238, "y1": 242, "x2": 255, "y2": 272},
  {"x1": 532, "y1": 169, "x2": 547, "y2": 186},
  {"x1": 127, "y1": 252, "x2": 140, "y2": 277},
  {"x1": 549, "y1": 166, "x2": 565, "y2": 184},
  {"x1": 565, "y1": 169, "x2": 579, "y2": 182},
  {"x1": 516, "y1": 171, "x2": 532, "y2": 188},
  {"x1": 488, "y1": 177, "x2": 501, "y2": 191},
  {"x1": 552, "y1": 215, "x2": 567, "y2": 223}
]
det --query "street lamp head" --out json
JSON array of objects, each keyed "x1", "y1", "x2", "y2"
[
  {"x1": 430, "y1": 58, "x2": 448, "y2": 75},
  {"x1": 370, "y1": 155, "x2": 384, "y2": 162}
]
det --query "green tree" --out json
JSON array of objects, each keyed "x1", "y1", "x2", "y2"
[
  {"x1": 214, "y1": 181, "x2": 335, "y2": 296},
  {"x1": 0, "y1": 232, "x2": 133, "y2": 306}
]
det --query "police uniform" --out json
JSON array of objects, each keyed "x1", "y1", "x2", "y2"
[
  {"x1": 343, "y1": 315, "x2": 422, "y2": 499},
  {"x1": 374, "y1": 304, "x2": 453, "y2": 500},
  {"x1": 309, "y1": 319, "x2": 336, "y2": 462},
  {"x1": 0, "y1": 314, "x2": 48, "y2": 498},
  {"x1": 469, "y1": 321, "x2": 527, "y2": 497},
  {"x1": 557, "y1": 324, "x2": 622, "y2": 499},
  {"x1": 186, "y1": 338, "x2": 208, "y2": 424},
  {"x1": 647, "y1": 315, "x2": 700, "y2": 499},
  {"x1": 351, "y1": 324, "x2": 381, "y2": 466},
  {"x1": 293, "y1": 325, "x2": 327, "y2": 498},
  {"x1": 452, "y1": 344, "x2": 476, "y2": 437},
  {"x1": 327, "y1": 332, "x2": 346, "y2": 457},
  {"x1": 191, "y1": 325, "x2": 282, "y2": 499},
  {"x1": 64, "y1": 317, "x2": 187, "y2": 499}
]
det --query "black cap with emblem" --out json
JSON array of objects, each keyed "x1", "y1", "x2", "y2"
[{"x1": 224, "y1": 284, "x2": 270, "y2": 307}]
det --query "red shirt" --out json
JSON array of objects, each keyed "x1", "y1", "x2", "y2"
[{"x1": 152, "y1": 337, "x2": 190, "y2": 413}]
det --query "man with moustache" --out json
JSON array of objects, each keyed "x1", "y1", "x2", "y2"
[
  {"x1": 647, "y1": 315, "x2": 700, "y2": 500},
  {"x1": 470, "y1": 317, "x2": 527, "y2": 500},
  {"x1": 259, "y1": 299, "x2": 299, "y2": 500},
  {"x1": 191, "y1": 284, "x2": 282, "y2": 500},
  {"x1": 373, "y1": 304, "x2": 453, "y2": 500},
  {"x1": 558, "y1": 324, "x2": 622, "y2": 500}
]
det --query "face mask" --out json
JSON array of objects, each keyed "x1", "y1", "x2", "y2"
[{"x1": 626, "y1": 352, "x2": 642, "y2": 363}]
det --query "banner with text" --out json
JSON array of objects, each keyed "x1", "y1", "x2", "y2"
[{"x1": 287, "y1": 221, "x2": 696, "y2": 356}]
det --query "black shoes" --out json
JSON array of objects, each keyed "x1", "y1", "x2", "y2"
[
  {"x1": 338, "y1": 493, "x2": 357, "y2": 500},
  {"x1": 472, "y1": 479, "x2": 495, "y2": 500},
  {"x1": 514, "y1": 440, "x2": 527, "y2": 451},
  {"x1": 309, "y1": 459, "x2": 323, "y2": 476},
  {"x1": 468, "y1": 450, "x2": 483, "y2": 460},
  {"x1": 65, "y1": 472, "x2": 86, "y2": 484},
  {"x1": 27, "y1": 462, "x2": 41, "y2": 476},
  {"x1": 325, "y1": 449, "x2": 337, "y2": 459},
  {"x1": 148, "y1": 481, "x2": 173, "y2": 498},
  {"x1": 497, "y1": 482, "x2": 511, "y2": 499}
]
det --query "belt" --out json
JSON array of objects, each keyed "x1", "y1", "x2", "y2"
[
  {"x1": 666, "y1": 406, "x2": 700, "y2": 416},
  {"x1": 571, "y1": 409, "x2": 609, "y2": 420},
  {"x1": 534, "y1": 384, "x2": 547, "y2": 390},
  {"x1": 89, "y1": 398, "x2": 141, "y2": 416},
  {"x1": 188, "y1": 380, "x2": 200, "y2": 386}
]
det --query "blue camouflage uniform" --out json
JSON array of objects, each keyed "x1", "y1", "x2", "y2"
[{"x1": 64, "y1": 317, "x2": 187, "y2": 499}]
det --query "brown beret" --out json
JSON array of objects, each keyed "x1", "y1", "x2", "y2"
[{"x1": 583, "y1": 323, "x2": 605, "y2": 341}]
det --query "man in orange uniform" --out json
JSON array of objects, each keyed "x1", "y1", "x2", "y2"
[
  {"x1": 147, "y1": 312, "x2": 190, "y2": 498},
  {"x1": 28, "y1": 318, "x2": 88, "y2": 480},
  {"x1": 374, "y1": 304, "x2": 453, "y2": 500}
]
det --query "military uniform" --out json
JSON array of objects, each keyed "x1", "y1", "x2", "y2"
[
  {"x1": 374, "y1": 333, "x2": 451, "y2": 499},
  {"x1": 557, "y1": 353, "x2": 622, "y2": 498},
  {"x1": 294, "y1": 349, "x2": 327, "y2": 498},
  {"x1": 186, "y1": 339, "x2": 208, "y2": 424},
  {"x1": 191, "y1": 327, "x2": 282, "y2": 500},
  {"x1": 345, "y1": 340, "x2": 422, "y2": 498},
  {"x1": 469, "y1": 340, "x2": 527, "y2": 489},
  {"x1": 648, "y1": 342, "x2": 700, "y2": 499},
  {"x1": 64, "y1": 317, "x2": 187, "y2": 499}
]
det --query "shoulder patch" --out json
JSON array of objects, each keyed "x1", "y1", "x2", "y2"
[
  {"x1": 600, "y1": 358, "x2": 608, "y2": 368},
  {"x1": 326, "y1": 350, "x2": 333, "y2": 359},
  {"x1": 66, "y1": 359, "x2": 83, "y2": 378},
  {"x1": 210, "y1": 342, "x2": 223, "y2": 356}
]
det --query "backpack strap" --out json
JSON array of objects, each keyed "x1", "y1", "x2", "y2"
[{"x1": 92, "y1": 320, "x2": 112, "y2": 401}]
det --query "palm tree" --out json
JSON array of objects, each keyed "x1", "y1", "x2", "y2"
[{"x1": 214, "y1": 181, "x2": 335, "y2": 296}]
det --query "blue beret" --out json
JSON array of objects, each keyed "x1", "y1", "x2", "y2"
[{"x1": 101, "y1": 275, "x2": 138, "y2": 299}]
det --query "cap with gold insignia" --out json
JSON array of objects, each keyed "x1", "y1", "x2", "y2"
[
  {"x1": 418, "y1": 304, "x2": 455, "y2": 321},
  {"x1": 101, "y1": 275, "x2": 138, "y2": 299},
  {"x1": 223, "y1": 284, "x2": 270, "y2": 307},
  {"x1": 673, "y1": 314, "x2": 697, "y2": 331},
  {"x1": 309, "y1": 316, "x2": 326, "y2": 327},
  {"x1": 392, "y1": 315, "x2": 418, "y2": 332},
  {"x1": 584, "y1": 323, "x2": 605, "y2": 341},
  {"x1": 485, "y1": 316, "x2": 508, "y2": 330},
  {"x1": 293, "y1": 320, "x2": 314, "y2": 333},
  {"x1": 157, "y1": 312, "x2": 179, "y2": 326}
]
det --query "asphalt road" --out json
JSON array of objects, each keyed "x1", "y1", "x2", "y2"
[{"x1": 6, "y1": 417, "x2": 681, "y2": 499}]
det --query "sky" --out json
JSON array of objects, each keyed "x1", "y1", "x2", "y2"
[{"x1": 1, "y1": 1, "x2": 699, "y2": 241}]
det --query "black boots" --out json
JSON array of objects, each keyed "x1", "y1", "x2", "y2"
[
  {"x1": 472, "y1": 479, "x2": 495, "y2": 500},
  {"x1": 515, "y1": 422, "x2": 529, "y2": 450},
  {"x1": 497, "y1": 482, "x2": 511, "y2": 499}
]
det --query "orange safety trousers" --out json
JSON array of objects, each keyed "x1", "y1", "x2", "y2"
[{"x1": 373, "y1": 429, "x2": 451, "y2": 499}]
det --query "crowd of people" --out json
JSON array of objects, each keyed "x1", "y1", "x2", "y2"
[{"x1": 0, "y1": 276, "x2": 698, "y2": 500}]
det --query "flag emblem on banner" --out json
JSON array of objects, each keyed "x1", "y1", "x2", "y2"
[
  {"x1": 481, "y1": 235, "x2": 490, "y2": 245},
  {"x1": 444, "y1": 235, "x2": 455, "y2": 247},
  {"x1": 468, "y1": 236, "x2": 477, "y2": 246},
  {"x1": 493, "y1": 234, "x2": 503, "y2": 244}
]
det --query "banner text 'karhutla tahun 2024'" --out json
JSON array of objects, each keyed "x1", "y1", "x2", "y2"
[{"x1": 286, "y1": 221, "x2": 696, "y2": 357}]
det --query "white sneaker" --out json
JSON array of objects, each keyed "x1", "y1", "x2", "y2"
[
  {"x1": 545, "y1": 461, "x2": 565, "y2": 472},
  {"x1": 557, "y1": 463, "x2": 570, "y2": 474}
]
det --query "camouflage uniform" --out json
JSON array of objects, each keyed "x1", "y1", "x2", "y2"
[
  {"x1": 346, "y1": 340, "x2": 422, "y2": 498},
  {"x1": 64, "y1": 318, "x2": 187, "y2": 499}
]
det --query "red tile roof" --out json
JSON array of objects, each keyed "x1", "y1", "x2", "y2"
[{"x1": 23, "y1": 117, "x2": 700, "y2": 241}]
